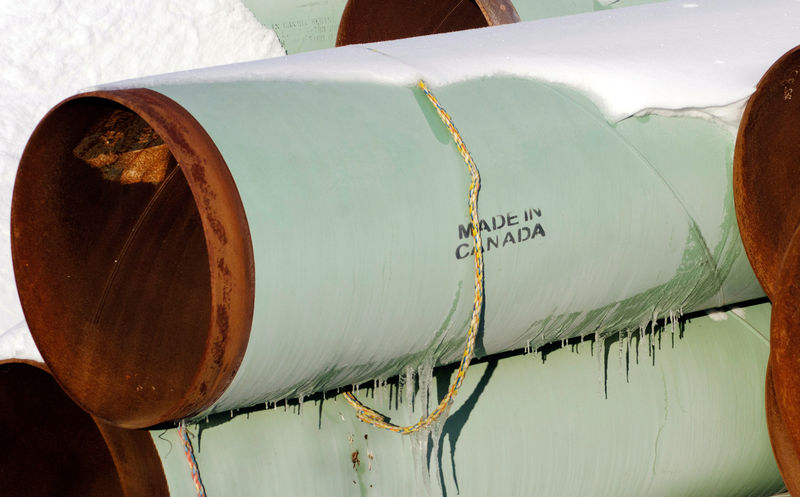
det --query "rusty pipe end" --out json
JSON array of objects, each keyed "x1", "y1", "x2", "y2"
[
  {"x1": 336, "y1": 0, "x2": 497, "y2": 47},
  {"x1": 734, "y1": 44, "x2": 800, "y2": 299},
  {"x1": 767, "y1": 225, "x2": 800, "y2": 494},
  {"x1": 11, "y1": 90, "x2": 255, "y2": 428},
  {"x1": 0, "y1": 359, "x2": 169, "y2": 496}
]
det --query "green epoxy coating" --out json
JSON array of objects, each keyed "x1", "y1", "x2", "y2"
[
  {"x1": 150, "y1": 78, "x2": 761, "y2": 413},
  {"x1": 153, "y1": 303, "x2": 782, "y2": 496},
  {"x1": 238, "y1": 0, "x2": 348, "y2": 53},
  {"x1": 513, "y1": 0, "x2": 667, "y2": 23}
]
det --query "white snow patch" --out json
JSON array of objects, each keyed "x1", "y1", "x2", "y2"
[
  {"x1": 0, "y1": 0, "x2": 285, "y2": 358},
  {"x1": 99, "y1": 0, "x2": 800, "y2": 128},
  {"x1": 0, "y1": 321, "x2": 42, "y2": 362},
  {"x1": 707, "y1": 311, "x2": 729, "y2": 321}
]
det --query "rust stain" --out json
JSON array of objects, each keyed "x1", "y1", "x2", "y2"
[
  {"x1": 73, "y1": 109, "x2": 171, "y2": 184},
  {"x1": 351, "y1": 450, "x2": 360, "y2": 469}
]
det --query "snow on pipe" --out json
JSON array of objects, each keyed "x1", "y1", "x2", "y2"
[
  {"x1": 10, "y1": 0, "x2": 800, "y2": 428},
  {"x1": 151, "y1": 303, "x2": 783, "y2": 497},
  {"x1": 734, "y1": 45, "x2": 800, "y2": 495},
  {"x1": 0, "y1": 359, "x2": 168, "y2": 496}
]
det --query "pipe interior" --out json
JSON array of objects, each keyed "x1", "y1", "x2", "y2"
[
  {"x1": 12, "y1": 98, "x2": 212, "y2": 426},
  {"x1": 336, "y1": 0, "x2": 489, "y2": 46},
  {"x1": 0, "y1": 362, "x2": 124, "y2": 496}
]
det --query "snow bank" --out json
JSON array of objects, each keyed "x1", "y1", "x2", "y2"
[{"x1": 0, "y1": 0, "x2": 285, "y2": 357}]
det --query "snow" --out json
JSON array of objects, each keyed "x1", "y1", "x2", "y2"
[
  {"x1": 0, "y1": 0, "x2": 285, "y2": 359},
  {"x1": 98, "y1": 0, "x2": 800, "y2": 130},
  {"x1": 0, "y1": 321, "x2": 42, "y2": 362}
]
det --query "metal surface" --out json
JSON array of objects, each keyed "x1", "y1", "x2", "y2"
[
  {"x1": 153, "y1": 303, "x2": 783, "y2": 497},
  {"x1": 475, "y1": 0, "x2": 521, "y2": 25},
  {"x1": 768, "y1": 228, "x2": 800, "y2": 496},
  {"x1": 734, "y1": 45, "x2": 800, "y2": 299},
  {"x1": 734, "y1": 44, "x2": 800, "y2": 494},
  {"x1": 336, "y1": 0, "x2": 492, "y2": 47},
  {"x1": 11, "y1": 90, "x2": 255, "y2": 428},
  {"x1": 766, "y1": 362, "x2": 800, "y2": 495},
  {"x1": 335, "y1": 0, "x2": 667, "y2": 47},
  {"x1": 0, "y1": 359, "x2": 168, "y2": 496}
]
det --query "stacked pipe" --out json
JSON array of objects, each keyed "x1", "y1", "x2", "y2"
[
  {"x1": 238, "y1": 0, "x2": 670, "y2": 54},
  {"x1": 0, "y1": 359, "x2": 167, "y2": 496},
  {"x1": 735, "y1": 45, "x2": 800, "y2": 495},
  {"x1": 6, "y1": 0, "x2": 800, "y2": 494}
]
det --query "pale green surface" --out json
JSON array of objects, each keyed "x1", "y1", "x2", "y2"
[
  {"x1": 153, "y1": 302, "x2": 782, "y2": 497},
  {"x1": 239, "y1": 0, "x2": 348, "y2": 53},
  {"x1": 151, "y1": 77, "x2": 763, "y2": 412},
  {"x1": 513, "y1": 0, "x2": 668, "y2": 22}
]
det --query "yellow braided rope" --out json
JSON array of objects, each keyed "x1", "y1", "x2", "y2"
[{"x1": 343, "y1": 80, "x2": 484, "y2": 434}]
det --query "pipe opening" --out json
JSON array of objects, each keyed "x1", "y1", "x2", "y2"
[
  {"x1": 0, "y1": 361, "x2": 124, "y2": 496},
  {"x1": 336, "y1": 0, "x2": 490, "y2": 47},
  {"x1": 12, "y1": 92, "x2": 253, "y2": 428}
]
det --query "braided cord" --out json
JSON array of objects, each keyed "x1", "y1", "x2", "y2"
[
  {"x1": 344, "y1": 80, "x2": 484, "y2": 434},
  {"x1": 178, "y1": 420, "x2": 208, "y2": 496}
]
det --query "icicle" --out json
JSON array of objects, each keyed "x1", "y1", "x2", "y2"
[
  {"x1": 595, "y1": 334, "x2": 605, "y2": 396},
  {"x1": 428, "y1": 412, "x2": 447, "y2": 494},
  {"x1": 417, "y1": 363, "x2": 434, "y2": 417},
  {"x1": 404, "y1": 367, "x2": 415, "y2": 414},
  {"x1": 298, "y1": 395, "x2": 304, "y2": 415},
  {"x1": 638, "y1": 323, "x2": 646, "y2": 364},
  {"x1": 410, "y1": 428, "x2": 432, "y2": 496}
]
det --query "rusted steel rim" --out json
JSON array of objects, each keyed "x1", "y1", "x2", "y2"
[
  {"x1": 11, "y1": 89, "x2": 255, "y2": 428},
  {"x1": 733, "y1": 44, "x2": 800, "y2": 298},
  {"x1": 766, "y1": 359, "x2": 800, "y2": 495},
  {"x1": 336, "y1": 0, "x2": 519, "y2": 47},
  {"x1": 768, "y1": 225, "x2": 800, "y2": 494},
  {"x1": 735, "y1": 44, "x2": 800, "y2": 493},
  {"x1": 0, "y1": 359, "x2": 169, "y2": 496}
]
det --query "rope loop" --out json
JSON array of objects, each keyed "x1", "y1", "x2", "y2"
[
  {"x1": 178, "y1": 419, "x2": 208, "y2": 496},
  {"x1": 344, "y1": 80, "x2": 484, "y2": 434}
]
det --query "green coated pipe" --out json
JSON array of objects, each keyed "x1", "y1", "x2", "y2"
[
  {"x1": 152, "y1": 302, "x2": 783, "y2": 497},
  {"x1": 12, "y1": 2, "x2": 797, "y2": 427}
]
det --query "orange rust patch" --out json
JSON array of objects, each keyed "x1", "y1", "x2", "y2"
[{"x1": 73, "y1": 109, "x2": 171, "y2": 184}]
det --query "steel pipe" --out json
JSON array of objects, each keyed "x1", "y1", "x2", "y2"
[
  {"x1": 335, "y1": 0, "x2": 666, "y2": 47},
  {"x1": 733, "y1": 44, "x2": 800, "y2": 494},
  {"x1": 152, "y1": 303, "x2": 783, "y2": 497},
  {"x1": 12, "y1": 3, "x2": 798, "y2": 427},
  {"x1": 0, "y1": 359, "x2": 168, "y2": 496}
]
